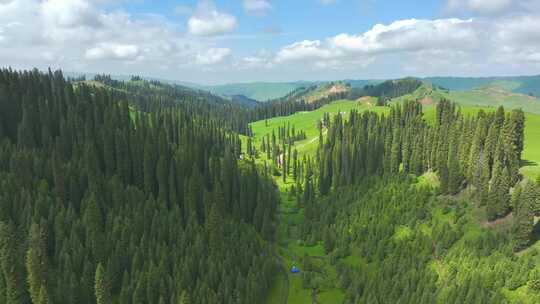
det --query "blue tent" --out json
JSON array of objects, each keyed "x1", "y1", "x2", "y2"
[{"x1": 290, "y1": 266, "x2": 300, "y2": 273}]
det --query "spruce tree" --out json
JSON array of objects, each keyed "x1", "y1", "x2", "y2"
[
  {"x1": 0, "y1": 221, "x2": 27, "y2": 304},
  {"x1": 26, "y1": 223, "x2": 48, "y2": 304},
  {"x1": 512, "y1": 182, "x2": 535, "y2": 251},
  {"x1": 94, "y1": 263, "x2": 111, "y2": 304},
  {"x1": 207, "y1": 201, "x2": 224, "y2": 253}
]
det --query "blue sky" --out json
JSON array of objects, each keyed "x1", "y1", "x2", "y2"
[
  {"x1": 1, "y1": 0, "x2": 540, "y2": 84},
  {"x1": 118, "y1": 0, "x2": 445, "y2": 58}
]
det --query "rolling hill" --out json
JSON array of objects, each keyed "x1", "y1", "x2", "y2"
[
  {"x1": 425, "y1": 75, "x2": 540, "y2": 98},
  {"x1": 391, "y1": 81, "x2": 540, "y2": 115}
]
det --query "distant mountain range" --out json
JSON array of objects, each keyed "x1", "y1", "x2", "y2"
[
  {"x1": 64, "y1": 71, "x2": 540, "y2": 104},
  {"x1": 203, "y1": 75, "x2": 540, "y2": 102},
  {"x1": 423, "y1": 75, "x2": 540, "y2": 97}
]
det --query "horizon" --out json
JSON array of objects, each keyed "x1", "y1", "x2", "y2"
[
  {"x1": 56, "y1": 69, "x2": 540, "y2": 87},
  {"x1": 1, "y1": 0, "x2": 540, "y2": 84}
]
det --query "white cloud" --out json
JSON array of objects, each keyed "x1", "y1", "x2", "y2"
[
  {"x1": 328, "y1": 18, "x2": 480, "y2": 53},
  {"x1": 0, "y1": 0, "x2": 233, "y2": 80},
  {"x1": 187, "y1": 0, "x2": 237, "y2": 36},
  {"x1": 243, "y1": 0, "x2": 272, "y2": 15},
  {"x1": 196, "y1": 48, "x2": 231, "y2": 65},
  {"x1": 41, "y1": 0, "x2": 101, "y2": 28},
  {"x1": 273, "y1": 18, "x2": 481, "y2": 67},
  {"x1": 85, "y1": 43, "x2": 140, "y2": 60},
  {"x1": 2, "y1": 0, "x2": 540, "y2": 83},
  {"x1": 264, "y1": 14, "x2": 540, "y2": 76}
]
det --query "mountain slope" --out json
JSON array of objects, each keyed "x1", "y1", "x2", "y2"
[
  {"x1": 425, "y1": 75, "x2": 540, "y2": 98},
  {"x1": 391, "y1": 81, "x2": 540, "y2": 114}
]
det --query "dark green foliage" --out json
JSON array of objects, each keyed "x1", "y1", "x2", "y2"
[
  {"x1": 0, "y1": 221, "x2": 28, "y2": 304},
  {"x1": 512, "y1": 182, "x2": 536, "y2": 251},
  {"x1": 26, "y1": 223, "x2": 48, "y2": 304},
  {"x1": 315, "y1": 99, "x2": 524, "y2": 208},
  {"x1": 0, "y1": 69, "x2": 279, "y2": 304},
  {"x1": 347, "y1": 77, "x2": 423, "y2": 100}
]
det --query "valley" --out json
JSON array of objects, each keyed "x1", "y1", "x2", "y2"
[{"x1": 241, "y1": 86, "x2": 540, "y2": 303}]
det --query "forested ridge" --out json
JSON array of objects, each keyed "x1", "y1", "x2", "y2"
[
  {"x1": 86, "y1": 74, "x2": 255, "y2": 135},
  {"x1": 0, "y1": 68, "x2": 280, "y2": 304}
]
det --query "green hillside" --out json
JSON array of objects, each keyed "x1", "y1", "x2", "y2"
[
  {"x1": 251, "y1": 93, "x2": 540, "y2": 180},
  {"x1": 426, "y1": 75, "x2": 540, "y2": 98},
  {"x1": 251, "y1": 100, "x2": 388, "y2": 156},
  {"x1": 247, "y1": 96, "x2": 540, "y2": 304},
  {"x1": 391, "y1": 82, "x2": 540, "y2": 115}
]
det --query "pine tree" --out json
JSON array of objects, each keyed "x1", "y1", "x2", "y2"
[
  {"x1": 0, "y1": 221, "x2": 27, "y2": 304},
  {"x1": 37, "y1": 286, "x2": 49, "y2": 304},
  {"x1": 17, "y1": 105, "x2": 36, "y2": 148},
  {"x1": 390, "y1": 128, "x2": 401, "y2": 173},
  {"x1": 512, "y1": 182, "x2": 535, "y2": 251},
  {"x1": 95, "y1": 263, "x2": 111, "y2": 304},
  {"x1": 207, "y1": 200, "x2": 224, "y2": 253},
  {"x1": 26, "y1": 223, "x2": 48, "y2": 304},
  {"x1": 179, "y1": 291, "x2": 190, "y2": 304},
  {"x1": 487, "y1": 162, "x2": 510, "y2": 220}
]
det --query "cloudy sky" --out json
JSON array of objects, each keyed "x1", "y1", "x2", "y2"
[{"x1": 1, "y1": 0, "x2": 539, "y2": 84}]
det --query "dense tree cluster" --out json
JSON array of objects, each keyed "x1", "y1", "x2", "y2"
[
  {"x1": 346, "y1": 78, "x2": 423, "y2": 104},
  {"x1": 302, "y1": 176, "x2": 540, "y2": 303},
  {"x1": 90, "y1": 74, "x2": 255, "y2": 135},
  {"x1": 0, "y1": 68, "x2": 279, "y2": 303},
  {"x1": 314, "y1": 99, "x2": 538, "y2": 248}
]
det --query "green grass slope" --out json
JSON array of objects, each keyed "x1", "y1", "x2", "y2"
[
  {"x1": 251, "y1": 100, "x2": 388, "y2": 156},
  {"x1": 391, "y1": 82, "x2": 540, "y2": 114},
  {"x1": 425, "y1": 75, "x2": 540, "y2": 97}
]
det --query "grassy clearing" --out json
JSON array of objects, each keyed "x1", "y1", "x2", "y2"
[
  {"x1": 250, "y1": 100, "x2": 389, "y2": 156},
  {"x1": 447, "y1": 87, "x2": 540, "y2": 115}
]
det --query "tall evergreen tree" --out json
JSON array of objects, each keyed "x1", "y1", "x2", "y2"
[
  {"x1": 94, "y1": 263, "x2": 111, "y2": 304},
  {"x1": 26, "y1": 223, "x2": 48, "y2": 304}
]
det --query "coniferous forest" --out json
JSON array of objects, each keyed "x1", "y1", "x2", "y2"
[
  {"x1": 0, "y1": 68, "x2": 539, "y2": 304},
  {"x1": 0, "y1": 69, "x2": 279, "y2": 304},
  {"x1": 3, "y1": 1, "x2": 540, "y2": 303}
]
